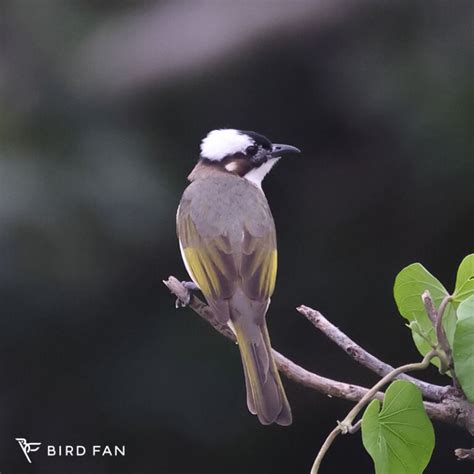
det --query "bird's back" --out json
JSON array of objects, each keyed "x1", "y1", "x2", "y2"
[
  {"x1": 179, "y1": 173, "x2": 274, "y2": 247},
  {"x1": 177, "y1": 172, "x2": 278, "y2": 313}
]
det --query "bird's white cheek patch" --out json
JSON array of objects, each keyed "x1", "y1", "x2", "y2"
[
  {"x1": 225, "y1": 161, "x2": 239, "y2": 172},
  {"x1": 244, "y1": 158, "x2": 280, "y2": 189}
]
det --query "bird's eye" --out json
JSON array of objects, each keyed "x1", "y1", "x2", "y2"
[{"x1": 246, "y1": 145, "x2": 258, "y2": 156}]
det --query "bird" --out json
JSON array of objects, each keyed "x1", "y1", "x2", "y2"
[{"x1": 176, "y1": 128, "x2": 301, "y2": 425}]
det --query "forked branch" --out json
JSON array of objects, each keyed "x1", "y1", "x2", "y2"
[
  {"x1": 296, "y1": 305, "x2": 451, "y2": 402},
  {"x1": 163, "y1": 276, "x2": 472, "y2": 471}
]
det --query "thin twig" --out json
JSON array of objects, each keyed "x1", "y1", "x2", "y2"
[
  {"x1": 421, "y1": 291, "x2": 465, "y2": 396},
  {"x1": 435, "y1": 295, "x2": 453, "y2": 358},
  {"x1": 348, "y1": 419, "x2": 362, "y2": 434},
  {"x1": 437, "y1": 296, "x2": 451, "y2": 336},
  {"x1": 421, "y1": 290, "x2": 438, "y2": 326},
  {"x1": 297, "y1": 305, "x2": 450, "y2": 402},
  {"x1": 421, "y1": 291, "x2": 452, "y2": 372},
  {"x1": 312, "y1": 426, "x2": 340, "y2": 472}
]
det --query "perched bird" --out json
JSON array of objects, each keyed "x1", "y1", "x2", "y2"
[{"x1": 177, "y1": 129, "x2": 300, "y2": 425}]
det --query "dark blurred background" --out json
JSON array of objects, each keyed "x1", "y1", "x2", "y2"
[{"x1": 1, "y1": 0, "x2": 473, "y2": 473}]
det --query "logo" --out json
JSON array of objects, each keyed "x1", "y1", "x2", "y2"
[
  {"x1": 16, "y1": 438, "x2": 42, "y2": 463},
  {"x1": 15, "y1": 437, "x2": 125, "y2": 463}
]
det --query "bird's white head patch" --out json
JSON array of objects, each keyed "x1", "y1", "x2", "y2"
[{"x1": 200, "y1": 129, "x2": 253, "y2": 161}]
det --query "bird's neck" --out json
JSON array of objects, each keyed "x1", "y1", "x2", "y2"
[
  {"x1": 188, "y1": 158, "x2": 252, "y2": 182},
  {"x1": 187, "y1": 157, "x2": 275, "y2": 191}
]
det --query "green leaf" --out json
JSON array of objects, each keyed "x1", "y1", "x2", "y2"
[
  {"x1": 393, "y1": 263, "x2": 456, "y2": 368},
  {"x1": 452, "y1": 295, "x2": 474, "y2": 402},
  {"x1": 362, "y1": 380, "x2": 435, "y2": 474},
  {"x1": 453, "y1": 254, "x2": 474, "y2": 304}
]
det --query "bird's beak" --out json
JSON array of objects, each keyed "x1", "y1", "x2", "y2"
[{"x1": 271, "y1": 144, "x2": 301, "y2": 158}]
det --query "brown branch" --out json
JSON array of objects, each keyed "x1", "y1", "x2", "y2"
[
  {"x1": 163, "y1": 276, "x2": 463, "y2": 430},
  {"x1": 274, "y1": 349, "x2": 456, "y2": 426},
  {"x1": 296, "y1": 305, "x2": 451, "y2": 402}
]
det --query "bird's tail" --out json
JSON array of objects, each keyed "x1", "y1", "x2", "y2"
[{"x1": 232, "y1": 303, "x2": 292, "y2": 426}]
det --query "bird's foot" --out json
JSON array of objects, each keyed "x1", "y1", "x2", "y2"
[{"x1": 176, "y1": 281, "x2": 199, "y2": 308}]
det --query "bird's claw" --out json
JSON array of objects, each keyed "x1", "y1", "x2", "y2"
[
  {"x1": 175, "y1": 281, "x2": 199, "y2": 308},
  {"x1": 182, "y1": 281, "x2": 199, "y2": 291}
]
